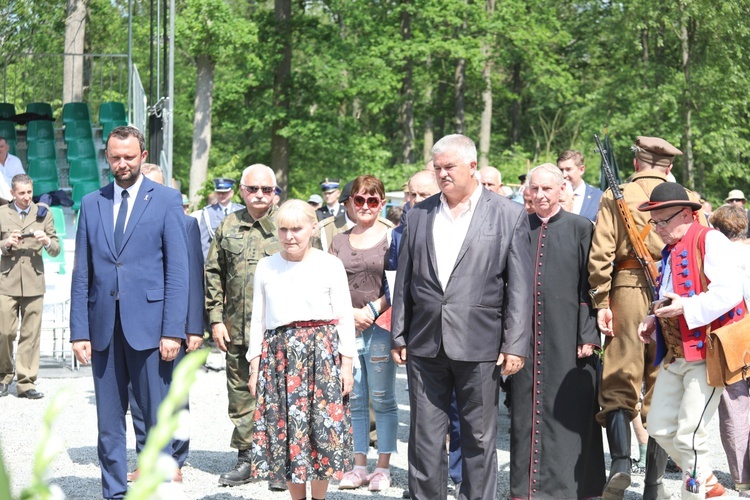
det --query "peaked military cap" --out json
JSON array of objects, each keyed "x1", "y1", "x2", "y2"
[
  {"x1": 213, "y1": 177, "x2": 236, "y2": 192},
  {"x1": 633, "y1": 136, "x2": 682, "y2": 168}
]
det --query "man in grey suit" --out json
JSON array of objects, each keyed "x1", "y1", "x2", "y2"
[{"x1": 391, "y1": 134, "x2": 533, "y2": 500}]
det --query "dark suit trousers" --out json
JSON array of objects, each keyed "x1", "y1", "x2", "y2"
[
  {"x1": 129, "y1": 343, "x2": 189, "y2": 467},
  {"x1": 92, "y1": 305, "x2": 174, "y2": 499},
  {"x1": 407, "y1": 348, "x2": 501, "y2": 500}
]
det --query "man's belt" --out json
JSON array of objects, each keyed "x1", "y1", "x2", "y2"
[{"x1": 614, "y1": 258, "x2": 642, "y2": 271}]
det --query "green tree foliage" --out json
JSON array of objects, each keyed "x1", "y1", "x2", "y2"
[{"x1": 8, "y1": 0, "x2": 750, "y2": 204}]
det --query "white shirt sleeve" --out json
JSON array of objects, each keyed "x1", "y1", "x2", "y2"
[
  {"x1": 682, "y1": 230, "x2": 744, "y2": 329},
  {"x1": 247, "y1": 258, "x2": 268, "y2": 362}
]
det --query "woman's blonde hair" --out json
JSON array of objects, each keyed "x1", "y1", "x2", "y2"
[{"x1": 275, "y1": 199, "x2": 319, "y2": 237}]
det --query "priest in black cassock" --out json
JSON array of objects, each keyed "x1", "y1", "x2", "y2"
[{"x1": 509, "y1": 164, "x2": 605, "y2": 499}]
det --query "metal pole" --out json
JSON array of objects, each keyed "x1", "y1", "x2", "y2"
[
  {"x1": 166, "y1": 0, "x2": 175, "y2": 184},
  {"x1": 127, "y1": 0, "x2": 133, "y2": 124}
]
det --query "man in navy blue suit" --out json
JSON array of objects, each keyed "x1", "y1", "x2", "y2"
[
  {"x1": 70, "y1": 126, "x2": 189, "y2": 499},
  {"x1": 557, "y1": 149, "x2": 603, "y2": 222},
  {"x1": 124, "y1": 163, "x2": 204, "y2": 483}
]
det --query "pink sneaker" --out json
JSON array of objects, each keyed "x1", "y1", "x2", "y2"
[
  {"x1": 339, "y1": 467, "x2": 369, "y2": 489},
  {"x1": 368, "y1": 468, "x2": 391, "y2": 491}
]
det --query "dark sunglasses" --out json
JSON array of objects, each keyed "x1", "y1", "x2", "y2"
[
  {"x1": 241, "y1": 185, "x2": 275, "y2": 194},
  {"x1": 352, "y1": 195, "x2": 381, "y2": 209}
]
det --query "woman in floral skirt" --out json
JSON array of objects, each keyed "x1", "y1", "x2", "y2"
[{"x1": 247, "y1": 199, "x2": 356, "y2": 500}]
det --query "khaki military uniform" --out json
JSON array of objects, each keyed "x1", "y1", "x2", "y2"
[
  {"x1": 0, "y1": 202, "x2": 59, "y2": 392},
  {"x1": 205, "y1": 207, "x2": 280, "y2": 450},
  {"x1": 588, "y1": 170, "x2": 705, "y2": 426}
]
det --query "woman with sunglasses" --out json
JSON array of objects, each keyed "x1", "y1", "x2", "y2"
[
  {"x1": 246, "y1": 199, "x2": 356, "y2": 500},
  {"x1": 329, "y1": 175, "x2": 398, "y2": 492}
]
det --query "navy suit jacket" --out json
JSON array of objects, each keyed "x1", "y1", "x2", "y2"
[
  {"x1": 184, "y1": 215, "x2": 204, "y2": 335},
  {"x1": 578, "y1": 183, "x2": 604, "y2": 222},
  {"x1": 391, "y1": 187, "x2": 533, "y2": 362},
  {"x1": 70, "y1": 176, "x2": 189, "y2": 351}
]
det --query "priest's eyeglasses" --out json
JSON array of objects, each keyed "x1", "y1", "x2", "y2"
[{"x1": 648, "y1": 209, "x2": 684, "y2": 228}]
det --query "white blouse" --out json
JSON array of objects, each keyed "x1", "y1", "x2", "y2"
[{"x1": 246, "y1": 248, "x2": 356, "y2": 361}]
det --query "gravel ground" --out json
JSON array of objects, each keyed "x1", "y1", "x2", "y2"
[{"x1": 0, "y1": 349, "x2": 743, "y2": 499}]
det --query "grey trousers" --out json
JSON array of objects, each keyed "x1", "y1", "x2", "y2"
[
  {"x1": 718, "y1": 379, "x2": 750, "y2": 488},
  {"x1": 406, "y1": 349, "x2": 501, "y2": 500}
]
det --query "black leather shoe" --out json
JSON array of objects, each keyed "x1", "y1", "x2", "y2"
[
  {"x1": 17, "y1": 389, "x2": 44, "y2": 399},
  {"x1": 218, "y1": 449, "x2": 253, "y2": 486},
  {"x1": 0, "y1": 383, "x2": 8, "y2": 397}
]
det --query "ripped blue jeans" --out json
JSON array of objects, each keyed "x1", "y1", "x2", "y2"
[{"x1": 351, "y1": 323, "x2": 398, "y2": 455}]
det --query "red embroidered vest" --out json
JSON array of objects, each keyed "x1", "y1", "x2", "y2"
[{"x1": 658, "y1": 222, "x2": 747, "y2": 362}]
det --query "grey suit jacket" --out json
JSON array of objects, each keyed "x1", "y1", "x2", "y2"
[{"x1": 391, "y1": 187, "x2": 533, "y2": 362}]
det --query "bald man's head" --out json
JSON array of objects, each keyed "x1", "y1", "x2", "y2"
[
  {"x1": 141, "y1": 163, "x2": 165, "y2": 185},
  {"x1": 479, "y1": 166, "x2": 502, "y2": 193},
  {"x1": 409, "y1": 170, "x2": 440, "y2": 205}
]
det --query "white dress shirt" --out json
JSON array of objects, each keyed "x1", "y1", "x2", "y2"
[
  {"x1": 113, "y1": 173, "x2": 144, "y2": 231},
  {"x1": 432, "y1": 182, "x2": 483, "y2": 291},
  {"x1": 571, "y1": 182, "x2": 586, "y2": 215},
  {"x1": 0, "y1": 153, "x2": 25, "y2": 188}
]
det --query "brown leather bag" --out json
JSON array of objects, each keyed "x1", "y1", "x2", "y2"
[{"x1": 705, "y1": 318, "x2": 750, "y2": 387}]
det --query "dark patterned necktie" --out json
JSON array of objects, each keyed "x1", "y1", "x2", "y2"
[{"x1": 114, "y1": 190, "x2": 129, "y2": 253}]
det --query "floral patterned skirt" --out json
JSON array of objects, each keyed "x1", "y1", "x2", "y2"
[{"x1": 250, "y1": 323, "x2": 353, "y2": 484}]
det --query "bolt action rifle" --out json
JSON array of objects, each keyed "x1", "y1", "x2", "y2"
[{"x1": 594, "y1": 133, "x2": 658, "y2": 298}]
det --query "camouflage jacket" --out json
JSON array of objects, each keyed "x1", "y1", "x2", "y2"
[{"x1": 205, "y1": 207, "x2": 280, "y2": 345}]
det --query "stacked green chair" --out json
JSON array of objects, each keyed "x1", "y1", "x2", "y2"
[
  {"x1": 43, "y1": 206, "x2": 68, "y2": 274},
  {"x1": 33, "y1": 179, "x2": 59, "y2": 197},
  {"x1": 72, "y1": 180, "x2": 101, "y2": 211},
  {"x1": 26, "y1": 102, "x2": 53, "y2": 120},
  {"x1": 28, "y1": 158, "x2": 59, "y2": 181},
  {"x1": 68, "y1": 158, "x2": 100, "y2": 185},
  {"x1": 27, "y1": 139, "x2": 56, "y2": 162},
  {"x1": 63, "y1": 120, "x2": 93, "y2": 142},
  {"x1": 99, "y1": 102, "x2": 128, "y2": 141},
  {"x1": 0, "y1": 120, "x2": 16, "y2": 140},
  {"x1": 0, "y1": 103, "x2": 15, "y2": 120},
  {"x1": 27, "y1": 120, "x2": 55, "y2": 141},
  {"x1": 102, "y1": 119, "x2": 128, "y2": 141},
  {"x1": 66, "y1": 138, "x2": 96, "y2": 162},
  {"x1": 99, "y1": 102, "x2": 126, "y2": 123},
  {"x1": 62, "y1": 102, "x2": 91, "y2": 124}
]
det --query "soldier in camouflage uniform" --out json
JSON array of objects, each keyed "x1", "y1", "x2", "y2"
[{"x1": 205, "y1": 164, "x2": 282, "y2": 488}]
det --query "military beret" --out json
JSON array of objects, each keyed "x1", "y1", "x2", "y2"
[
  {"x1": 633, "y1": 136, "x2": 682, "y2": 168},
  {"x1": 320, "y1": 178, "x2": 340, "y2": 192},
  {"x1": 213, "y1": 177, "x2": 236, "y2": 192},
  {"x1": 637, "y1": 182, "x2": 702, "y2": 212}
]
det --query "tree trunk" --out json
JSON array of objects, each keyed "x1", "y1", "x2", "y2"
[
  {"x1": 510, "y1": 61, "x2": 522, "y2": 145},
  {"x1": 189, "y1": 54, "x2": 215, "y2": 201},
  {"x1": 679, "y1": 1, "x2": 694, "y2": 188},
  {"x1": 399, "y1": 1, "x2": 414, "y2": 164},
  {"x1": 454, "y1": 57, "x2": 466, "y2": 134},
  {"x1": 423, "y1": 56, "x2": 434, "y2": 163},
  {"x1": 63, "y1": 0, "x2": 86, "y2": 103},
  {"x1": 478, "y1": 0, "x2": 496, "y2": 168},
  {"x1": 271, "y1": 0, "x2": 292, "y2": 193}
]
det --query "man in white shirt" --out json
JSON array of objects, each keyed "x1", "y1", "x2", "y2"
[
  {"x1": 391, "y1": 134, "x2": 533, "y2": 500},
  {"x1": 0, "y1": 137, "x2": 25, "y2": 190},
  {"x1": 557, "y1": 149, "x2": 603, "y2": 222}
]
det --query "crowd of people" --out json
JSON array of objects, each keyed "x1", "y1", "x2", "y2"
[{"x1": 2, "y1": 124, "x2": 748, "y2": 500}]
